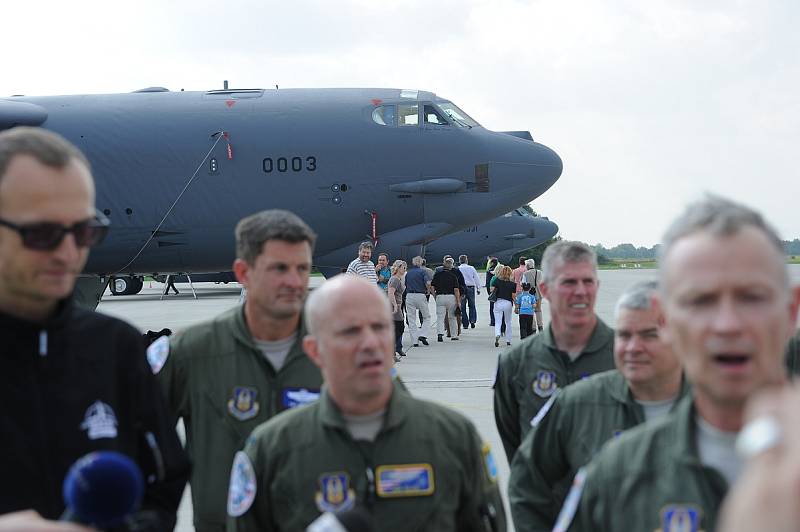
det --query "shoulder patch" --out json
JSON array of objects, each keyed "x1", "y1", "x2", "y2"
[
  {"x1": 530, "y1": 389, "x2": 559, "y2": 427},
  {"x1": 146, "y1": 336, "x2": 170, "y2": 374},
  {"x1": 552, "y1": 467, "x2": 587, "y2": 532},
  {"x1": 482, "y1": 443, "x2": 498, "y2": 483},
  {"x1": 227, "y1": 451, "x2": 257, "y2": 517}
]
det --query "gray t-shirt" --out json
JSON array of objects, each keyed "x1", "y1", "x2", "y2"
[
  {"x1": 342, "y1": 409, "x2": 386, "y2": 442},
  {"x1": 696, "y1": 415, "x2": 742, "y2": 487},
  {"x1": 388, "y1": 276, "x2": 404, "y2": 322},
  {"x1": 254, "y1": 333, "x2": 297, "y2": 372},
  {"x1": 635, "y1": 396, "x2": 677, "y2": 422}
]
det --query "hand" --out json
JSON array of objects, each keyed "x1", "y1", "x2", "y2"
[
  {"x1": 0, "y1": 511, "x2": 95, "y2": 532},
  {"x1": 718, "y1": 388, "x2": 800, "y2": 532}
]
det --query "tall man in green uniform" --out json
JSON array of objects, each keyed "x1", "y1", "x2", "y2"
[
  {"x1": 508, "y1": 280, "x2": 688, "y2": 531},
  {"x1": 493, "y1": 241, "x2": 615, "y2": 461},
  {"x1": 227, "y1": 275, "x2": 506, "y2": 531},
  {"x1": 558, "y1": 195, "x2": 800, "y2": 532},
  {"x1": 151, "y1": 210, "x2": 323, "y2": 532}
]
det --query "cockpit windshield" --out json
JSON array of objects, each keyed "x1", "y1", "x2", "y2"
[
  {"x1": 437, "y1": 101, "x2": 481, "y2": 128},
  {"x1": 510, "y1": 208, "x2": 536, "y2": 218}
]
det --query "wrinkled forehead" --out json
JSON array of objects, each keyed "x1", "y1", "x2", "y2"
[
  {"x1": 659, "y1": 227, "x2": 789, "y2": 294},
  {"x1": 0, "y1": 155, "x2": 94, "y2": 217}
]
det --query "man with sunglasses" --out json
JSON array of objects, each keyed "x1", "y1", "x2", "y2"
[{"x1": 0, "y1": 127, "x2": 189, "y2": 530}]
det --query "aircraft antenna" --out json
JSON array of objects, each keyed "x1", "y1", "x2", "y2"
[
  {"x1": 111, "y1": 131, "x2": 228, "y2": 275},
  {"x1": 224, "y1": 80, "x2": 229, "y2": 90}
]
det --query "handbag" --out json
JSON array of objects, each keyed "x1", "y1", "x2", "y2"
[{"x1": 488, "y1": 291, "x2": 497, "y2": 303}]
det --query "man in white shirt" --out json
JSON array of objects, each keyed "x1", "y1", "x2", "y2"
[{"x1": 458, "y1": 254, "x2": 481, "y2": 329}]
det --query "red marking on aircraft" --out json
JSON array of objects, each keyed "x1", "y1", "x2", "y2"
[
  {"x1": 225, "y1": 100, "x2": 236, "y2": 108},
  {"x1": 371, "y1": 99, "x2": 382, "y2": 106}
]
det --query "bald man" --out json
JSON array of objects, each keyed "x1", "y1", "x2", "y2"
[{"x1": 227, "y1": 275, "x2": 507, "y2": 531}]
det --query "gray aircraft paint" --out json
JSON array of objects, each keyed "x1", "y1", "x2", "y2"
[{"x1": 0, "y1": 87, "x2": 561, "y2": 278}]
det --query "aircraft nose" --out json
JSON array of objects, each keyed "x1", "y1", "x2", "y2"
[
  {"x1": 482, "y1": 137, "x2": 562, "y2": 202},
  {"x1": 535, "y1": 218, "x2": 559, "y2": 240}
]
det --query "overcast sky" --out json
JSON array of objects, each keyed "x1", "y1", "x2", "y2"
[{"x1": 4, "y1": 0, "x2": 797, "y2": 247}]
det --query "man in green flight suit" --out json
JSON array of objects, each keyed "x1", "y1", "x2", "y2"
[
  {"x1": 493, "y1": 241, "x2": 615, "y2": 461},
  {"x1": 508, "y1": 280, "x2": 688, "y2": 531},
  {"x1": 557, "y1": 195, "x2": 800, "y2": 532},
  {"x1": 150, "y1": 210, "x2": 323, "y2": 532},
  {"x1": 226, "y1": 275, "x2": 506, "y2": 532}
]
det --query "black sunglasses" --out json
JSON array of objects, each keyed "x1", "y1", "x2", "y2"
[{"x1": 0, "y1": 211, "x2": 110, "y2": 251}]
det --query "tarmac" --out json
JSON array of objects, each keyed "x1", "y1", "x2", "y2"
[{"x1": 96, "y1": 265, "x2": 800, "y2": 531}]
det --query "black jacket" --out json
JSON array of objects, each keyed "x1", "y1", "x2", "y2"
[{"x1": 0, "y1": 298, "x2": 190, "y2": 529}]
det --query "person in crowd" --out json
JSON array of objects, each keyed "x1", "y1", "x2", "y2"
[
  {"x1": 403, "y1": 255, "x2": 432, "y2": 348},
  {"x1": 522, "y1": 258, "x2": 544, "y2": 333},
  {"x1": 494, "y1": 241, "x2": 614, "y2": 461},
  {"x1": 227, "y1": 275, "x2": 507, "y2": 531},
  {"x1": 515, "y1": 282, "x2": 536, "y2": 340},
  {"x1": 387, "y1": 259, "x2": 407, "y2": 359},
  {"x1": 346, "y1": 241, "x2": 378, "y2": 283},
  {"x1": 375, "y1": 253, "x2": 391, "y2": 293},
  {"x1": 431, "y1": 257, "x2": 461, "y2": 342},
  {"x1": 560, "y1": 195, "x2": 798, "y2": 531},
  {"x1": 156, "y1": 209, "x2": 323, "y2": 531},
  {"x1": 0, "y1": 127, "x2": 189, "y2": 529},
  {"x1": 458, "y1": 254, "x2": 482, "y2": 329},
  {"x1": 509, "y1": 280, "x2": 687, "y2": 531},
  {"x1": 491, "y1": 265, "x2": 517, "y2": 347}
]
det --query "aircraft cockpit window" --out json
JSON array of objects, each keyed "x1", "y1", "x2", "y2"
[
  {"x1": 503, "y1": 211, "x2": 515, "y2": 217},
  {"x1": 438, "y1": 101, "x2": 481, "y2": 128},
  {"x1": 398, "y1": 104, "x2": 419, "y2": 126},
  {"x1": 424, "y1": 104, "x2": 449, "y2": 125},
  {"x1": 372, "y1": 105, "x2": 397, "y2": 126}
]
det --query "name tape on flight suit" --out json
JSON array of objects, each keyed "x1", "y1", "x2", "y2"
[{"x1": 376, "y1": 464, "x2": 435, "y2": 497}]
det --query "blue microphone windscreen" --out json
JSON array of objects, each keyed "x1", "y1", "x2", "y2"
[{"x1": 62, "y1": 451, "x2": 144, "y2": 527}]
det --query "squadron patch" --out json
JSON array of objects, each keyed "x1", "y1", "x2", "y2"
[
  {"x1": 552, "y1": 467, "x2": 587, "y2": 532},
  {"x1": 376, "y1": 464, "x2": 435, "y2": 497},
  {"x1": 227, "y1": 451, "x2": 256, "y2": 517},
  {"x1": 228, "y1": 387, "x2": 260, "y2": 421},
  {"x1": 532, "y1": 370, "x2": 558, "y2": 398},
  {"x1": 315, "y1": 472, "x2": 356, "y2": 512},
  {"x1": 146, "y1": 336, "x2": 170, "y2": 374},
  {"x1": 482, "y1": 444, "x2": 498, "y2": 483},
  {"x1": 80, "y1": 401, "x2": 118, "y2": 440},
  {"x1": 657, "y1": 505, "x2": 704, "y2": 532},
  {"x1": 282, "y1": 388, "x2": 321, "y2": 409}
]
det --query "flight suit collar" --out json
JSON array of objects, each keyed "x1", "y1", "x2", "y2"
[
  {"x1": 541, "y1": 318, "x2": 613, "y2": 356},
  {"x1": 230, "y1": 303, "x2": 308, "y2": 367},
  {"x1": 319, "y1": 381, "x2": 408, "y2": 433},
  {"x1": 606, "y1": 371, "x2": 691, "y2": 407}
]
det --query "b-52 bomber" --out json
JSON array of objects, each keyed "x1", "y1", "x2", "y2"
[{"x1": 0, "y1": 86, "x2": 562, "y2": 306}]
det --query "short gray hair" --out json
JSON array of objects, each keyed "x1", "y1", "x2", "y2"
[
  {"x1": 0, "y1": 127, "x2": 90, "y2": 185},
  {"x1": 614, "y1": 280, "x2": 657, "y2": 321},
  {"x1": 235, "y1": 209, "x2": 317, "y2": 264},
  {"x1": 525, "y1": 258, "x2": 536, "y2": 269},
  {"x1": 444, "y1": 257, "x2": 455, "y2": 269},
  {"x1": 541, "y1": 241, "x2": 597, "y2": 285},
  {"x1": 658, "y1": 194, "x2": 787, "y2": 286},
  {"x1": 411, "y1": 255, "x2": 424, "y2": 267},
  {"x1": 359, "y1": 241, "x2": 374, "y2": 252}
]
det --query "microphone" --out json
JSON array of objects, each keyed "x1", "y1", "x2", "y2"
[
  {"x1": 61, "y1": 451, "x2": 144, "y2": 528},
  {"x1": 306, "y1": 507, "x2": 374, "y2": 532}
]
